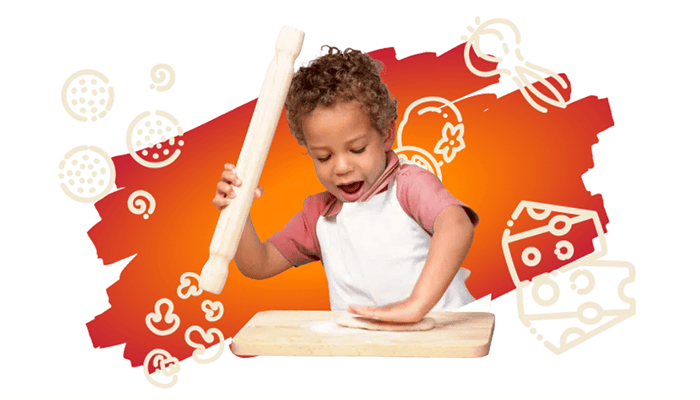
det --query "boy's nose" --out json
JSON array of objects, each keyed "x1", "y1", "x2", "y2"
[{"x1": 332, "y1": 155, "x2": 352, "y2": 175}]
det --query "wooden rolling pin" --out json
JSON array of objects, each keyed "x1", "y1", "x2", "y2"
[{"x1": 199, "y1": 26, "x2": 305, "y2": 294}]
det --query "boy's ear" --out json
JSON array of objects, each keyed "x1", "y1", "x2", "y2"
[{"x1": 383, "y1": 120, "x2": 396, "y2": 151}]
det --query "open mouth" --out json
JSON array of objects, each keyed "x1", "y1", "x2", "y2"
[{"x1": 338, "y1": 181, "x2": 363, "y2": 195}]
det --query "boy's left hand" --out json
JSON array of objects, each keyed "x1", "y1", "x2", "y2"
[
  {"x1": 347, "y1": 298, "x2": 427, "y2": 324},
  {"x1": 348, "y1": 206, "x2": 475, "y2": 324}
]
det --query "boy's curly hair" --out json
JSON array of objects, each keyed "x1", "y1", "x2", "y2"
[{"x1": 285, "y1": 46, "x2": 398, "y2": 146}]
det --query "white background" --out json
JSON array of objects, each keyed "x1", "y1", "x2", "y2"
[{"x1": 1, "y1": 1, "x2": 698, "y2": 398}]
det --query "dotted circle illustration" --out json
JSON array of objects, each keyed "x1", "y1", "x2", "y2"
[
  {"x1": 126, "y1": 110, "x2": 184, "y2": 168},
  {"x1": 61, "y1": 70, "x2": 114, "y2": 122},
  {"x1": 58, "y1": 145, "x2": 116, "y2": 203}
]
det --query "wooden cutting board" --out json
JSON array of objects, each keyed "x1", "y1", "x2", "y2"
[{"x1": 230, "y1": 311, "x2": 495, "y2": 358}]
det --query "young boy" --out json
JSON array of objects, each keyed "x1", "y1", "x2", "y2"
[{"x1": 213, "y1": 46, "x2": 479, "y2": 324}]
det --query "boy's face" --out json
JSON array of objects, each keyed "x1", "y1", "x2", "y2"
[{"x1": 302, "y1": 100, "x2": 393, "y2": 202}]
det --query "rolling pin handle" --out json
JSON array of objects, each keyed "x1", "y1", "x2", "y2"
[{"x1": 199, "y1": 254, "x2": 229, "y2": 295}]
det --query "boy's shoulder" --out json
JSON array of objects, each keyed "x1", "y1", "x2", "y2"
[
  {"x1": 302, "y1": 190, "x2": 335, "y2": 208},
  {"x1": 300, "y1": 190, "x2": 339, "y2": 218},
  {"x1": 394, "y1": 159, "x2": 479, "y2": 229},
  {"x1": 395, "y1": 160, "x2": 444, "y2": 188}
]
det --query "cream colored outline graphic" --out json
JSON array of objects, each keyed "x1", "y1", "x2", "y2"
[
  {"x1": 396, "y1": 96, "x2": 465, "y2": 164},
  {"x1": 521, "y1": 246, "x2": 542, "y2": 267},
  {"x1": 201, "y1": 300, "x2": 224, "y2": 322},
  {"x1": 145, "y1": 298, "x2": 180, "y2": 336},
  {"x1": 127, "y1": 190, "x2": 156, "y2": 219},
  {"x1": 143, "y1": 349, "x2": 180, "y2": 388},
  {"x1": 554, "y1": 240, "x2": 574, "y2": 261},
  {"x1": 570, "y1": 268, "x2": 595, "y2": 295},
  {"x1": 461, "y1": 17, "x2": 568, "y2": 113},
  {"x1": 184, "y1": 326, "x2": 225, "y2": 364},
  {"x1": 515, "y1": 260, "x2": 636, "y2": 355},
  {"x1": 517, "y1": 262, "x2": 635, "y2": 323},
  {"x1": 58, "y1": 145, "x2": 116, "y2": 203},
  {"x1": 502, "y1": 201, "x2": 607, "y2": 287},
  {"x1": 530, "y1": 274, "x2": 559, "y2": 307},
  {"x1": 433, "y1": 121, "x2": 466, "y2": 164},
  {"x1": 503, "y1": 200, "x2": 636, "y2": 355},
  {"x1": 395, "y1": 146, "x2": 444, "y2": 181},
  {"x1": 126, "y1": 110, "x2": 184, "y2": 168},
  {"x1": 61, "y1": 69, "x2": 114, "y2": 122},
  {"x1": 177, "y1": 272, "x2": 203, "y2": 299},
  {"x1": 150, "y1": 64, "x2": 176, "y2": 91}
]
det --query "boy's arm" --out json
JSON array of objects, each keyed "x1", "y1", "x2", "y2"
[
  {"x1": 234, "y1": 214, "x2": 293, "y2": 280},
  {"x1": 348, "y1": 205, "x2": 474, "y2": 323},
  {"x1": 236, "y1": 191, "x2": 327, "y2": 279},
  {"x1": 214, "y1": 164, "x2": 293, "y2": 280}
]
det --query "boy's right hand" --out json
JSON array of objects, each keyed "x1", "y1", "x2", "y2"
[{"x1": 213, "y1": 163, "x2": 264, "y2": 211}]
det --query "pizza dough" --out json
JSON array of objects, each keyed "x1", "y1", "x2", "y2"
[{"x1": 335, "y1": 313, "x2": 436, "y2": 332}]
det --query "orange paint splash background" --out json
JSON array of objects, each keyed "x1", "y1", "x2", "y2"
[{"x1": 86, "y1": 43, "x2": 612, "y2": 366}]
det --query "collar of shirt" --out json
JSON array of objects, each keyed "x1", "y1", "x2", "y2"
[{"x1": 321, "y1": 150, "x2": 400, "y2": 217}]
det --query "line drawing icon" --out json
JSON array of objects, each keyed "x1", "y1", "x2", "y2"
[
  {"x1": 126, "y1": 110, "x2": 184, "y2": 168},
  {"x1": 145, "y1": 298, "x2": 181, "y2": 336},
  {"x1": 502, "y1": 201, "x2": 636, "y2": 354},
  {"x1": 58, "y1": 145, "x2": 116, "y2": 203},
  {"x1": 201, "y1": 300, "x2": 224, "y2": 322},
  {"x1": 61, "y1": 69, "x2": 114, "y2": 122},
  {"x1": 184, "y1": 326, "x2": 225, "y2": 364},
  {"x1": 150, "y1": 64, "x2": 176, "y2": 92},
  {"x1": 127, "y1": 190, "x2": 156, "y2": 219},
  {"x1": 461, "y1": 17, "x2": 568, "y2": 113},
  {"x1": 177, "y1": 272, "x2": 203, "y2": 299},
  {"x1": 395, "y1": 96, "x2": 467, "y2": 181},
  {"x1": 143, "y1": 349, "x2": 180, "y2": 388}
]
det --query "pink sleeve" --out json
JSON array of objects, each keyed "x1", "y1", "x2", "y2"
[
  {"x1": 267, "y1": 193, "x2": 329, "y2": 266},
  {"x1": 396, "y1": 164, "x2": 479, "y2": 233}
]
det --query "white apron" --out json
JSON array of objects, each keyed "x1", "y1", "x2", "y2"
[{"x1": 316, "y1": 173, "x2": 475, "y2": 311}]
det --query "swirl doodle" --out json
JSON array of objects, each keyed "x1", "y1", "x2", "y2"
[
  {"x1": 150, "y1": 64, "x2": 176, "y2": 92},
  {"x1": 143, "y1": 349, "x2": 180, "y2": 388},
  {"x1": 201, "y1": 300, "x2": 224, "y2": 322},
  {"x1": 184, "y1": 326, "x2": 225, "y2": 364},
  {"x1": 127, "y1": 190, "x2": 156, "y2": 219},
  {"x1": 177, "y1": 272, "x2": 203, "y2": 299},
  {"x1": 145, "y1": 298, "x2": 180, "y2": 336},
  {"x1": 61, "y1": 69, "x2": 114, "y2": 122},
  {"x1": 58, "y1": 145, "x2": 116, "y2": 203}
]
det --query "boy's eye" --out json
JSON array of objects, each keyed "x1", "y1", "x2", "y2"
[
  {"x1": 317, "y1": 155, "x2": 331, "y2": 162},
  {"x1": 351, "y1": 147, "x2": 366, "y2": 154}
]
